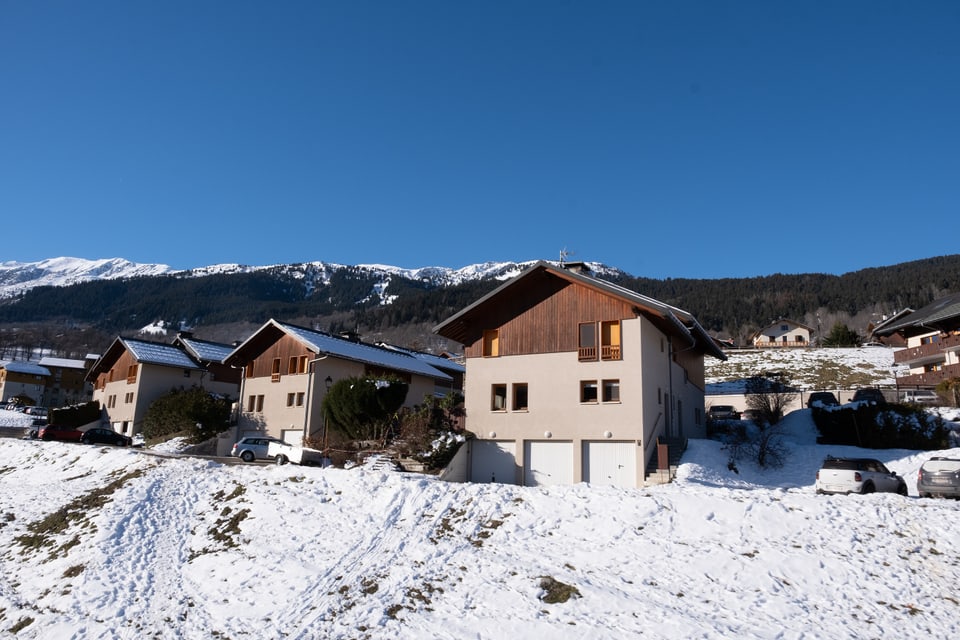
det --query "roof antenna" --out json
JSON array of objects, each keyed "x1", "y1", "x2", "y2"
[{"x1": 560, "y1": 248, "x2": 574, "y2": 268}]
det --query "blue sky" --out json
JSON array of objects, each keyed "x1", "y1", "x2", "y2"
[{"x1": 2, "y1": 2, "x2": 958, "y2": 279}]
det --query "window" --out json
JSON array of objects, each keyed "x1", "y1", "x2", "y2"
[
  {"x1": 578, "y1": 323, "x2": 597, "y2": 360},
  {"x1": 183, "y1": 369, "x2": 191, "y2": 378},
  {"x1": 256, "y1": 395, "x2": 264, "y2": 412},
  {"x1": 512, "y1": 383, "x2": 528, "y2": 411},
  {"x1": 600, "y1": 321, "x2": 621, "y2": 360},
  {"x1": 296, "y1": 392, "x2": 305, "y2": 407},
  {"x1": 482, "y1": 330, "x2": 500, "y2": 357},
  {"x1": 124, "y1": 392, "x2": 134, "y2": 404},
  {"x1": 288, "y1": 357, "x2": 298, "y2": 375},
  {"x1": 602, "y1": 379, "x2": 620, "y2": 403},
  {"x1": 247, "y1": 395, "x2": 256, "y2": 412},
  {"x1": 491, "y1": 384, "x2": 507, "y2": 411},
  {"x1": 580, "y1": 380, "x2": 598, "y2": 403},
  {"x1": 126, "y1": 364, "x2": 138, "y2": 384},
  {"x1": 286, "y1": 393, "x2": 295, "y2": 407},
  {"x1": 108, "y1": 395, "x2": 117, "y2": 409},
  {"x1": 271, "y1": 358, "x2": 281, "y2": 382}
]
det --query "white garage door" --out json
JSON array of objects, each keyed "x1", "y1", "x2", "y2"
[
  {"x1": 524, "y1": 441, "x2": 573, "y2": 487},
  {"x1": 471, "y1": 440, "x2": 517, "y2": 484},
  {"x1": 582, "y1": 441, "x2": 637, "y2": 489}
]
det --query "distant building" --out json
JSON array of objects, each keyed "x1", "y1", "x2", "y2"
[{"x1": 750, "y1": 319, "x2": 813, "y2": 348}]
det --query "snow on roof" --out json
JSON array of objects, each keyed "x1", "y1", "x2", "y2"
[
  {"x1": 376, "y1": 343, "x2": 466, "y2": 373},
  {"x1": 37, "y1": 356, "x2": 87, "y2": 369},
  {"x1": 122, "y1": 339, "x2": 202, "y2": 370},
  {"x1": 277, "y1": 322, "x2": 452, "y2": 381},
  {"x1": 0, "y1": 360, "x2": 51, "y2": 376},
  {"x1": 178, "y1": 337, "x2": 234, "y2": 364}
]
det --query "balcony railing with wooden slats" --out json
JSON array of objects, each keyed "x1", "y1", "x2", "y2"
[
  {"x1": 579, "y1": 345, "x2": 623, "y2": 361},
  {"x1": 896, "y1": 362, "x2": 960, "y2": 387},
  {"x1": 754, "y1": 341, "x2": 809, "y2": 348},
  {"x1": 894, "y1": 334, "x2": 960, "y2": 366}
]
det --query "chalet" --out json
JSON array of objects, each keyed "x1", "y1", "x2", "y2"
[
  {"x1": 0, "y1": 361, "x2": 50, "y2": 406},
  {"x1": 37, "y1": 355, "x2": 97, "y2": 408},
  {"x1": 433, "y1": 261, "x2": 726, "y2": 488},
  {"x1": 223, "y1": 320, "x2": 454, "y2": 445},
  {"x1": 87, "y1": 337, "x2": 241, "y2": 437},
  {"x1": 750, "y1": 319, "x2": 813, "y2": 348},
  {"x1": 872, "y1": 292, "x2": 960, "y2": 388}
]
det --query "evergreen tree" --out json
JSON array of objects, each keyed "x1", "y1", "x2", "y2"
[{"x1": 822, "y1": 322, "x2": 862, "y2": 347}]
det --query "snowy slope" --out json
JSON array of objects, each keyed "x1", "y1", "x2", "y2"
[{"x1": 1, "y1": 405, "x2": 958, "y2": 639}]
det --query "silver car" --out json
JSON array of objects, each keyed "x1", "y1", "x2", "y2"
[
  {"x1": 230, "y1": 436, "x2": 285, "y2": 462},
  {"x1": 815, "y1": 457, "x2": 908, "y2": 496},
  {"x1": 917, "y1": 457, "x2": 960, "y2": 498}
]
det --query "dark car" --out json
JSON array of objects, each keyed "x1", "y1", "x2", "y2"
[
  {"x1": 707, "y1": 405, "x2": 741, "y2": 421},
  {"x1": 917, "y1": 457, "x2": 960, "y2": 499},
  {"x1": 80, "y1": 427, "x2": 132, "y2": 447},
  {"x1": 852, "y1": 388, "x2": 886, "y2": 405},
  {"x1": 807, "y1": 391, "x2": 840, "y2": 408},
  {"x1": 38, "y1": 424, "x2": 84, "y2": 442}
]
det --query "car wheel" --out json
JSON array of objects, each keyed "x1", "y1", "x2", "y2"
[
  {"x1": 897, "y1": 483, "x2": 908, "y2": 496},
  {"x1": 861, "y1": 482, "x2": 875, "y2": 494},
  {"x1": 275, "y1": 454, "x2": 288, "y2": 466},
  {"x1": 240, "y1": 451, "x2": 255, "y2": 463},
  {"x1": 81, "y1": 437, "x2": 91, "y2": 445}
]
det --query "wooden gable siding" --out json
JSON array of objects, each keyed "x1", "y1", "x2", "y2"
[
  {"x1": 464, "y1": 280, "x2": 636, "y2": 358},
  {"x1": 247, "y1": 333, "x2": 314, "y2": 379},
  {"x1": 96, "y1": 349, "x2": 138, "y2": 387}
]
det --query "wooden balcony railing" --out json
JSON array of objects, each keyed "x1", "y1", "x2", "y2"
[
  {"x1": 754, "y1": 341, "x2": 809, "y2": 348},
  {"x1": 897, "y1": 362, "x2": 960, "y2": 387},
  {"x1": 601, "y1": 345, "x2": 622, "y2": 360},
  {"x1": 578, "y1": 346, "x2": 597, "y2": 361},
  {"x1": 895, "y1": 334, "x2": 960, "y2": 365}
]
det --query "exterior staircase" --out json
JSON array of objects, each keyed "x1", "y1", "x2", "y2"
[{"x1": 644, "y1": 436, "x2": 687, "y2": 485}]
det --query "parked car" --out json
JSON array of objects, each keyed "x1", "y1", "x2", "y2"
[
  {"x1": 899, "y1": 389, "x2": 941, "y2": 406},
  {"x1": 24, "y1": 406, "x2": 48, "y2": 417},
  {"x1": 38, "y1": 424, "x2": 84, "y2": 443},
  {"x1": 917, "y1": 457, "x2": 960, "y2": 498},
  {"x1": 80, "y1": 427, "x2": 133, "y2": 447},
  {"x1": 806, "y1": 391, "x2": 840, "y2": 408},
  {"x1": 852, "y1": 388, "x2": 886, "y2": 405},
  {"x1": 707, "y1": 405, "x2": 740, "y2": 421},
  {"x1": 815, "y1": 456, "x2": 908, "y2": 496},
  {"x1": 231, "y1": 436, "x2": 286, "y2": 462}
]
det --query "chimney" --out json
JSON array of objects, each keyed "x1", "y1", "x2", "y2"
[{"x1": 562, "y1": 261, "x2": 592, "y2": 275}]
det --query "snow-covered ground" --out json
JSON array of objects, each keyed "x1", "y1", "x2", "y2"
[
  {"x1": 706, "y1": 345, "x2": 907, "y2": 393},
  {"x1": 1, "y1": 403, "x2": 958, "y2": 639}
]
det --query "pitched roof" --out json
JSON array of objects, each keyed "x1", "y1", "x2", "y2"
[
  {"x1": 873, "y1": 292, "x2": 960, "y2": 336},
  {"x1": 433, "y1": 261, "x2": 726, "y2": 360},
  {"x1": 226, "y1": 320, "x2": 453, "y2": 381},
  {"x1": 0, "y1": 360, "x2": 51, "y2": 376},
  {"x1": 87, "y1": 337, "x2": 203, "y2": 380},
  {"x1": 376, "y1": 343, "x2": 466, "y2": 374},
  {"x1": 174, "y1": 336, "x2": 236, "y2": 364},
  {"x1": 38, "y1": 356, "x2": 88, "y2": 370}
]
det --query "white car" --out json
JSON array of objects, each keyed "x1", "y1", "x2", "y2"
[
  {"x1": 815, "y1": 457, "x2": 908, "y2": 496},
  {"x1": 230, "y1": 436, "x2": 285, "y2": 462},
  {"x1": 899, "y1": 389, "x2": 940, "y2": 405}
]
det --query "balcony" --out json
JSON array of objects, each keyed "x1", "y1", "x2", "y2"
[
  {"x1": 896, "y1": 362, "x2": 960, "y2": 387},
  {"x1": 895, "y1": 334, "x2": 960, "y2": 366},
  {"x1": 754, "y1": 341, "x2": 809, "y2": 349}
]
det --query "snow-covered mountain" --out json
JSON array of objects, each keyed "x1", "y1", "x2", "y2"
[{"x1": 0, "y1": 257, "x2": 623, "y2": 300}]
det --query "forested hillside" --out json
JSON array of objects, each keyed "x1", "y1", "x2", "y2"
[{"x1": 1, "y1": 255, "x2": 958, "y2": 358}]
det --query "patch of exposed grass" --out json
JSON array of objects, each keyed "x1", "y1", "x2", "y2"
[
  {"x1": 13, "y1": 469, "x2": 145, "y2": 559},
  {"x1": 538, "y1": 576, "x2": 581, "y2": 604},
  {"x1": 63, "y1": 564, "x2": 85, "y2": 578},
  {"x1": 8, "y1": 617, "x2": 34, "y2": 633}
]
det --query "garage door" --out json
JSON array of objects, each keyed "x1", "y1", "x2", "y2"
[
  {"x1": 471, "y1": 441, "x2": 517, "y2": 484},
  {"x1": 582, "y1": 441, "x2": 637, "y2": 489},
  {"x1": 524, "y1": 441, "x2": 573, "y2": 487}
]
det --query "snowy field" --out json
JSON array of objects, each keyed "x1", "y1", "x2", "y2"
[
  {"x1": 706, "y1": 345, "x2": 906, "y2": 393},
  {"x1": 1, "y1": 402, "x2": 959, "y2": 639}
]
